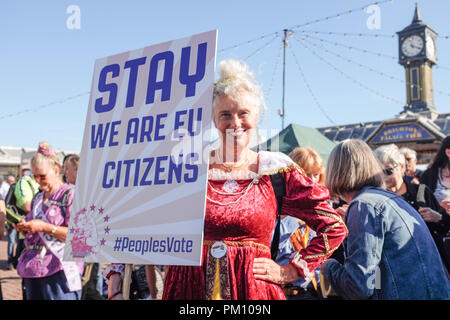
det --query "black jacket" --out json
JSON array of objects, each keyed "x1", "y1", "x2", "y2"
[
  {"x1": 401, "y1": 179, "x2": 450, "y2": 272},
  {"x1": 420, "y1": 166, "x2": 439, "y2": 193}
]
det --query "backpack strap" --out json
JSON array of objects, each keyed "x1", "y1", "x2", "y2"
[
  {"x1": 43, "y1": 186, "x2": 74, "y2": 219},
  {"x1": 60, "y1": 187, "x2": 73, "y2": 219},
  {"x1": 270, "y1": 172, "x2": 286, "y2": 260}
]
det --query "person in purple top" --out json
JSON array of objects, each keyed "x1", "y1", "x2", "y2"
[{"x1": 14, "y1": 142, "x2": 83, "y2": 300}]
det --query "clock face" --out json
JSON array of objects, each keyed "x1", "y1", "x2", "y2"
[
  {"x1": 401, "y1": 35, "x2": 424, "y2": 57},
  {"x1": 426, "y1": 35, "x2": 436, "y2": 58}
]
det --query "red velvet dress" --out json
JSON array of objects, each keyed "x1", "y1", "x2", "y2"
[{"x1": 162, "y1": 152, "x2": 347, "y2": 300}]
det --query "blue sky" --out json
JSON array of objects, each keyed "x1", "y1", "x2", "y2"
[{"x1": 1, "y1": 0, "x2": 450, "y2": 151}]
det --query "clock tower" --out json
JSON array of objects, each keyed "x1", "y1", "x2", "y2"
[{"x1": 397, "y1": 4, "x2": 438, "y2": 118}]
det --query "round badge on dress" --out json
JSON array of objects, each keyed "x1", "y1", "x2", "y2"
[
  {"x1": 210, "y1": 241, "x2": 227, "y2": 259},
  {"x1": 48, "y1": 208, "x2": 58, "y2": 217},
  {"x1": 223, "y1": 180, "x2": 239, "y2": 193}
]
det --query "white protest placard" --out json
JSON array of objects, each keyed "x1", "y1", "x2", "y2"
[{"x1": 64, "y1": 30, "x2": 217, "y2": 266}]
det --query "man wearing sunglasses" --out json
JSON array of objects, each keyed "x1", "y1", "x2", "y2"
[{"x1": 374, "y1": 144, "x2": 450, "y2": 274}]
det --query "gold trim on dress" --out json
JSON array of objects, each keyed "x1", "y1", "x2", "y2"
[
  {"x1": 204, "y1": 240, "x2": 270, "y2": 253},
  {"x1": 258, "y1": 163, "x2": 305, "y2": 177}
]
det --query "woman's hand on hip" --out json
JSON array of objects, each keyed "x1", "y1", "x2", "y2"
[{"x1": 253, "y1": 257, "x2": 300, "y2": 285}]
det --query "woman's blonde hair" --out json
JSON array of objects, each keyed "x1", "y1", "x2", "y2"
[
  {"x1": 289, "y1": 147, "x2": 325, "y2": 185},
  {"x1": 325, "y1": 139, "x2": 384, "y2": 198},
  {"x1": 31, "y1": 142, "x2": 61, "y2": 170},
  {"x1": 213, "y1": 59, "x2": 265, "y2": 113}
]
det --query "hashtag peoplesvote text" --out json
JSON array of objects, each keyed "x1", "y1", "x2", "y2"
[{"x1": 113, "y1": 236, "x2": 193, "y2": 255}]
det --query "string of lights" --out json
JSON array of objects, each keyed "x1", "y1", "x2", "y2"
[
  {"x1": 244, "y1": 34, "x2": 280, "y2": 61},
  {"x1": 299, "y1": 32, "x2": 397, "y2": 60},
  {"x1": 301, "y1": 32, "x2": 450, "y2": 73},
  {"x1": 301, "y1": 35, "x2": 450, "y2": 98},
  {"x1": 300, "y1": 30, "x2": 395, "y2": 39},
  {"x1": 218, "y1": 32, "x2": 281, "y2": 54},
  {"x1": 263, "y1": 41, "x2": 284, "y2": 105},
  {"x1": 290, "y1": 0, "x2": 395, "y2": 30},
  {"x1": 218, "y1": 0, "x2": 395, "y2": 53},
  {"x1": 291, "y1": 34, "x2": 403, "y2": 105},
  {"x1": 0, "y1": 92, "x2": 90, "y2": 120},
  {"x1": 287, "y1": 42, "x2": 336, "y2": 125},
  {"x1": 300, "y1": 29, "x2": 450, "y2": 40}
]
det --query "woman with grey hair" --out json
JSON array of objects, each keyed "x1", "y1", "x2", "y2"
[
  {"x1": 373, "y1": 144, "x2": 406, "y2": 194},
  {"x1": 374, "y1": 144, "x2": 450, "y2": 273},
  {"x1": 320, "y1": 139, "x2": 450, "y2": 299},
  {"x1": 399, "y1": 147, "x2": 422, "y2": 184}
]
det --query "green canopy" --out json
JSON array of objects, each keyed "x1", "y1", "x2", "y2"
[{"x1": 254, "y1": 123, "x2": 337, "y2": 167}]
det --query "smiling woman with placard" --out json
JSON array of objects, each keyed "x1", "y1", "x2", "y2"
[{"x1": 105, "y1": 59, "x2": 347, "y2": 300}]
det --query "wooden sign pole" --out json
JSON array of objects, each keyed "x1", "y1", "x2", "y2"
[{"x1": 122, "y1": 264, "x2": 133, "y2": 300}]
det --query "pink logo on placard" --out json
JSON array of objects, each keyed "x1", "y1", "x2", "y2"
[{"x1": 70, "y1": 207, "x2": 99, "y2": 258}]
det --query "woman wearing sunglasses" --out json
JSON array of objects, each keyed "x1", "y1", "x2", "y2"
[{"x1": 373, "y1": 143, "x2": 450, "y2": 274}]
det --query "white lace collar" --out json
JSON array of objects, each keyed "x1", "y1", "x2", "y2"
[{"x1": 208, "y1": 151, "x2": 295, "y2": 180}]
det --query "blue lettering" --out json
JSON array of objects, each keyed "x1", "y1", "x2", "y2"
[
  {"x1": 114, "y1": 160, "x2": 122, "y2": 188},
  {"x1": 109, "y1": 121, "x2": 121, "y2": 147},
  {"x1": 152, "y1": 240, "x2": 159, "y2": 251},
  {"x1": 121, "y1": 237, "x2": 129, "y2": 250},
  {"x1": 123, "y1": 159, "x2": 135, "y2": 187},
  {"x1": 140, "y1": 115, "x2": 154, "y2": 143},
  {"x1": 146, "y1": 51, "x2": 174, "y2": 104},
  {"x1": 90, "y1": 122, "x2": 110, "y2": 149},
  {"x1": 133, "y1": 158, "x2": 141, "y2": 187},
  {"x1": 128, "y1": 240, "x2": 135, "y2": 252},
  {"x1": 141, "y1": 240, "x2": 149, "y2": 255},
  {"x1": 173, "y1": 240, "x2": 180, "y2": 252},
  {"x1": 155, "y1": 113, "x2": 167, "y2": 141},
  {"x1": 124, "y1": 57, "x2": 147, "y2": 108},
  {"x1": 173, "y1": 110, "x2": 187, "y2": 139},
  {"x1": 126, "y1": 117, "x2": 139, "y2": 145},
  {"x1": 188, "y1": 107, "x2": 202, "y2": 136},
  {"x1": 179, "y1": 43, "x2": 207, "y2": 97},
  {"x1": 102, "y1": 161, "x2": 115, "y2": 188},
  {"x1": 159, "y1": 239, "x2": 166, "y2": 252},
  {"x1": 140, "y1": 157, "x2": 154, "y2": 186},
  {"x1": 168, "y1": 154, "x2": 183, "y2": 184},
  {"x1": 95, "y1": 64, "x2": 120, "y2": 113},
  {"x1": 154, "y1": 156, "x2": 168, "y2": 185},
  {"x1": 135, "y1": 240, "x2": 142, "y2": 253},
  {"x1": 166, "y1": 237, "x2": 173, "y2": 252},
  {"x1": 184, "y1": 153, "x2": 199, "y2": 183},
  {"x1": 186, "y1": 240, "x2": 193, "y2": 252}
]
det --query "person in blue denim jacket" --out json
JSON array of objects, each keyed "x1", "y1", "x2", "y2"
[{"x1": 320, "y1": 139, "x2": 450, "y2": 300}]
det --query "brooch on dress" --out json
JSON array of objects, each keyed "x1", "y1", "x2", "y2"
[{"x1": 222, "y1": 180, "x2": 239, "y2": 193}]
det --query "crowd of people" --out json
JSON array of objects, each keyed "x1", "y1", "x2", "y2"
[{"x1": 1, "y1": 59, "x2": 450, "y2": 300}]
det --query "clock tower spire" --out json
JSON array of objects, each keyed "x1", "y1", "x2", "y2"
[{"x1": 397, "y1": 4, "x2": 438, "y2": 119}]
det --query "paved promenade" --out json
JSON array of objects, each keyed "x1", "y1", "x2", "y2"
[
  {"x1": 0, "y1": 239, "x2": 22, "y2": 300},
  {"x1": 0, "y1": 238, "x2": 165, "y2": 300}
]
